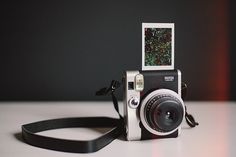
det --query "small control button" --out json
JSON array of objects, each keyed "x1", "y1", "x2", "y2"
[{"x1": 129, "y1": 97, "x2": 139, "y2": 108}]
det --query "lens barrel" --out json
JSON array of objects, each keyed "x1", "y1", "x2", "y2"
[
  {"x1": 140, "y1": 89, "x2": 185, "y2": 136},
  {"x1": 145, "y1": 96, "x2": 184, "y2": 132}
]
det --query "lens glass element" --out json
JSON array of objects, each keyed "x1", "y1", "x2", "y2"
[{"x1": 145, "y1": 95, "x2": 184, "y2": 133}]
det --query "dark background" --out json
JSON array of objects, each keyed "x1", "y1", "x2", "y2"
[{"x1": 1, "y1": 0, "x2": 235, "y2": 101}]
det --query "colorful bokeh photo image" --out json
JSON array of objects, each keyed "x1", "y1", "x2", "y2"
[{"x1": 142, "y1": 23, "x2": 174, "y2": 70}]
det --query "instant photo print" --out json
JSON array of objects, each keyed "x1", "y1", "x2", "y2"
[{"x1": 142, "y1": 23, "x2": 175, "y2": 71}]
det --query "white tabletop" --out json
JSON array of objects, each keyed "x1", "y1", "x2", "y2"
[{"x1": 0, "y1": 101, "x2": 236, "y2": 157}]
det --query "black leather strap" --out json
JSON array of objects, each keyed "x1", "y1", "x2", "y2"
[
  {"x1": 22, "y1": 117, "x2": 123, "y2": 153},
  {"x1": 182, "y1": 83, "x2": 199, "y2": 128},
  {"x1": 22, "y1": 80, "x2": 123, "y2": 153}
]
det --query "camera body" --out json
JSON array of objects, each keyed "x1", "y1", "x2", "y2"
[{"x1": 123, "y1": 69, "x2": 185, "y2": 141}]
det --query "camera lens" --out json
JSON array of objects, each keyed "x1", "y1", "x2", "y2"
[
  {"x1": 140, "y1": 89, "x2": 185, "y2": 135},
  {"x1": 150, "y1": 99, "x2": 183, "y2": 132}
]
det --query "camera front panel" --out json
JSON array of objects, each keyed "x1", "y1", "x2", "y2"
[{"x1": 124, "y1": 70, "x2": 184, "y2": 141}]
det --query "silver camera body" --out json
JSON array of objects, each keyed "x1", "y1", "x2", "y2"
[{"x1": 123, "y1": 69, "x2": 185, "y2": 141}]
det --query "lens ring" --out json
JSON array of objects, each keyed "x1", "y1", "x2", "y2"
[{"x1": 140, "y1": 89, "x2": 185, "y2": 136}]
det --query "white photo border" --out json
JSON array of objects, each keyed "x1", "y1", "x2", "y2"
[{"x1": 142, "y1": 23, "x2": 175, "y2": 71}]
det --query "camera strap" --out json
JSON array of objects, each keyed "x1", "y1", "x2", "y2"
[
  {"x1": 21, "y1": 80, "x2": 124, "y2": 153},
  {"x1": 181, "y1": 83, "x2": 199, "y2": 127},
  {"x1": 22, "y1": 117, "x2": 123, "y2": 153}
]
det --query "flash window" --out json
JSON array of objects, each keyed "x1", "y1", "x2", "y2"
[{"x1": 135, "y1": 74, "x2": 144, "y2": 91}]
